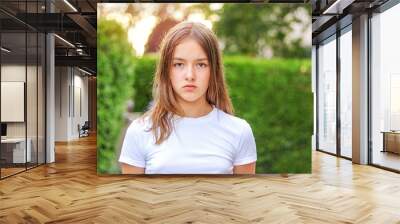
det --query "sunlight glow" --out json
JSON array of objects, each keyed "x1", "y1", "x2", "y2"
[{"x1": 128, "y1": 16, "x2": 157, "y2": 56}]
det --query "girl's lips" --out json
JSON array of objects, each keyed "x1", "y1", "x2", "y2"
[{"x1": 183, "y1": 85, "x2": 197, "y2": 91}]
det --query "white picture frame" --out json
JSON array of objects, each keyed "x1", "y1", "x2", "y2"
[{"x1": 1, "y1": 81, "x2": 25, "y2": 122}]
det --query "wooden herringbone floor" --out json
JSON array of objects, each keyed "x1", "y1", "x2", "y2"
[{"x1": 1, "y1": 135, "x2": 400, "y2": 224}]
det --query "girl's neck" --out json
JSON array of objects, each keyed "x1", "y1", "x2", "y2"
[{"x1": 178, "y1": 98, "x2": 213, "y2": 118}]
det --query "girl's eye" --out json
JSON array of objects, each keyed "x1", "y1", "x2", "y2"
[
  {"x1": 197, "y1": 63, "x2": 207, "y2": 68},
  {"x1": 173, "y1": 63, "x2": 184, "y2": 68}
]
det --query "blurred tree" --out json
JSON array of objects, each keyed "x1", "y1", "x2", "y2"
[
  {"x1": 144, "y1": 3, "x2": 217, "y2": 54},
  {"x1": 145, "y1": 18, "x2": 180, "y2": 53},
  {"x1": 214, "y1": 4, "x2": 311, "y2": 58},
  {"x1": 124, "y1": 3, "x2": 143, "y2": 27}
]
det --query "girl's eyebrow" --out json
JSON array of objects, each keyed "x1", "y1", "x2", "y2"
[
  {"x1": 196, "y1": 58, "x2": 208, "y2": 62},
  {"x1": 172, "y1": 57, "x2": 208, "y2": 62}
]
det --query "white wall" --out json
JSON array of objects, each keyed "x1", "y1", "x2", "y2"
[
  {"x1": 55, "y1": 66, "x2": 69, "y2": 141},
  {"x1": 54, "y1": 67, "x2": 89, "y2": 141}
]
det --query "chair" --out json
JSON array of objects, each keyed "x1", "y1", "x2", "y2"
[{"x1": 78, "y1": 121, "x2": 90, "y2": 138}]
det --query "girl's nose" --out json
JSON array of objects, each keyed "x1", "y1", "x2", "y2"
[{"x1": 185, "y1": 65, "x2": 195, "y2": 81}]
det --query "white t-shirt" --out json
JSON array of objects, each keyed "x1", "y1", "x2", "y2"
[{"x1": 118, "y1": 106, "x2": 257, "y2": 174}]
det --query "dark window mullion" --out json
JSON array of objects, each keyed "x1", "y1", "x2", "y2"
[
  {"x1": 336, "y1": 28, "x2": 341, "y2": 157},
  {"x1": 367, "y1": 11, "x2": 373, "y2": 165},
  {"x1": 316, "y1": 45, "x2": 319, "y2": 151},
  {"x1": 44, "y1": 0, "x2": 48, "y2": 164},
  {"x1": 36, "y1": 0, "x2": 39, "y2": 167},
  {"x1": 25, "y1": 0, "x2": 28, "y2": 171}
]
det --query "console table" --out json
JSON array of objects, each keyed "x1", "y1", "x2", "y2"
[
  {"x1": 381, "y1": 131, "x2": 400, "y2": 154},
  {"x1": 1, "y1": 138, "x2": 32, "y2": 164}
]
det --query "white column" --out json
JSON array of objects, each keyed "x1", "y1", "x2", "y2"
[
  {"x1": 352, "y1": 14, "x2": 369, "y2": 164},
  {"x1": 46, "y1": 33, "x2": 55, "y2": 163},
  {"x1": 46, "y1": 1, "x2": 55, "y2": 163}
]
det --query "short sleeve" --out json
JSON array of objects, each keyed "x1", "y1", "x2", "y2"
[
  {"x1": 233, "y1": 121, "x2": 257, "y2": 166},
  {"x1": 118, "y1": 120, "x2": 147, "y2": 168}
]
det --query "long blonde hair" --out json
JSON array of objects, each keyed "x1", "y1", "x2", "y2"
[{"x1": 145, "y1": 21, "x2": 233, "y2": 144}]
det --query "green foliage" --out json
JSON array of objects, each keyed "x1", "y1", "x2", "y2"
[
  {"x1": 130, "y1": 56, "x2": 312, "y2": 173},
  {"x1": 132, "y1": 55, "x2": 157, "y2": 112},
  {"x1": 224, "y1": 57, "x2": 312, "y2": 173},
  {"x1": 214, "y1": 4, "x2": 311, "y2": 58},
  {"x1": 97, "y1": 19, "x2": 136, "y2": 174}
]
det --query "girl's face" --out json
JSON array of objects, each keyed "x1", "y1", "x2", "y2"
[{"x1": 169, "y1": 37, "x2": 210, "y2": 105}]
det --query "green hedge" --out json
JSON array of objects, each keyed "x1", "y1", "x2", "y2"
[
  {"x1": 132, "y1": 56, "x2": 157, "y2": 112},
  {"x1": 132, "y1": 56, "x2": 312, "y2": 173},
  {"x1": 97, "y1": 19, "x2": 136, "y2": 174}
]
